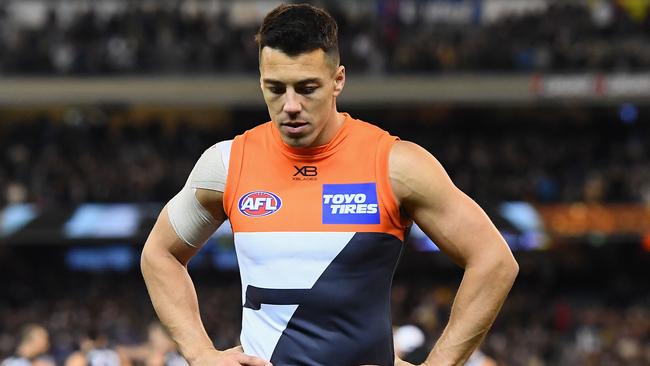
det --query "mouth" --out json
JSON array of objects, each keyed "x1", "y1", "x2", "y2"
[{"x1": 281, "y1": 121, "x2": 309, "y2": 135}]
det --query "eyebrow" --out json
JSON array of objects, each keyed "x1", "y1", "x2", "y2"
[{"x1": 262, "y1": 78, "x2": 322, "y2": 85}]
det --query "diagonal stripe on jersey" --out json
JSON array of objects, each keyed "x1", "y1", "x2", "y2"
[
  {"x1": 269, "y1": 232, "x2": 402, "y2": 365},
  {"x1": 235, "y1": 231, "x2": 355, "y2": 360},
  {"x1": 233, "y1": 231, "x2": 403, "y2": 365}
]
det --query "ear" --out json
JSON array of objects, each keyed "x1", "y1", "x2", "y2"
[{"x1": 333, "y1": 65, "x2": 345, "y2": 97}]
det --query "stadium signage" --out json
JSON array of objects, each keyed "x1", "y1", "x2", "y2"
[{"x1": 531, "y1": 74, "x2": 650, "y2": 98}]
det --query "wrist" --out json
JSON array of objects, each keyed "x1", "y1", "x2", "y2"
[
  {"x1": 424, "y1": 349, "x2": 457, "y2": 366},
  {"x1": 183, "y1": 346, "x2": 219, "y2": 364}
]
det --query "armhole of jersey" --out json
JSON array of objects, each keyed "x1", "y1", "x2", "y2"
[
  {"x1": 376, "y1": 134, "x2": 409, "y2": 241},
  {"x1": 223, "y1": 133, "x2": 246, "y2": 218}
]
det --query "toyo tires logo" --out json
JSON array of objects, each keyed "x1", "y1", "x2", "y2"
[
  {"x1": 238, "y1": 191, "x2": 282, "y2": 217},
  {"x1": 322, "y1": 183, "x2": 380, "y2": 224}
]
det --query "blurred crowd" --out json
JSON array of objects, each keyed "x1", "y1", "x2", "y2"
[
  {"x1": 1, "y1": 0, "x2": 650, "y2": 75},
  {"x1": 0, "y1": 110, "x2": 230, "y2": 207},
  {"x1": 1, "y1": 257, "x2": 648, "y2": 366},
  {"x1": 1, "y1": 105, "x2": 649, "y2": 209}
]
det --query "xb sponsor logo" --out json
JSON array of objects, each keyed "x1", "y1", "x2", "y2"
[
  {"x1": 322, "y1": 183, "x2": 380, "y2": 224},
  {"x1": 293, "y1": 165, "x2": 318, "y2": 181},
  {"x1": 238, "y1": 191, "x2": 282, "y2": 217}
]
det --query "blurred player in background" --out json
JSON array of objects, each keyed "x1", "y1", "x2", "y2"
[
  {"x1": 141, "y1": 3, "x2": 518, "y2": 365},
  {"x1": 118, "y1": 322, "x2": 188, "y2": 366},
  {"x1": 0, "y1": 325, "x2": 54, "y2": 366},
  {"x1": 65, "y1": 329, "x2": 130, "y2": 366}
]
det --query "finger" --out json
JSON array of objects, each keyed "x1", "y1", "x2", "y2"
[{"x1": 236, "y1": 353, "x2": 272, "y2": 366}]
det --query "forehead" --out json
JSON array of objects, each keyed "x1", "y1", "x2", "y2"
[
  {"x1": 260, "y1": 47, "x2": 332, "y2": 83},
  {"x1": 32, "y1": 328, "x2": 47, "y2": 338}
]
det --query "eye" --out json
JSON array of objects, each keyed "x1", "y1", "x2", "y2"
[
  {"x1": 268, "y1": 86, "x2": 285, "y2": 94},
  {"x1": 297, "y1": 86, "x2": 318, "y2": 95}
]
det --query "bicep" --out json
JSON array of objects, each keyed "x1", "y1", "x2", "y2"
[
  {"x1": 145, "y1": 189, "x2": 226, "y2": 266},
  {"x1": 145, "y1": 141, "x2": 231, "y2": 263},
  {"x1": 390, "y1": 141, "x2": 508, "y2": 267},
  {"x1": 143, "y1": 206, "x2": 201, "y2": 266}
]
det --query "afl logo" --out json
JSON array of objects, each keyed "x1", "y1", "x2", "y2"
[{"x1": 238, "y1": 191, "x2": 282, "y2": 217}]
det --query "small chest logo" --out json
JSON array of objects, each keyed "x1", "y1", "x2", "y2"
[
  {"x1": 322, "y1": 183, "x2": 380, "y2": 224},
  {"x1": 293, "y1": 165, "x2": 318, "y2": 181},
  {"x1": 238, "y1": 191, "x2": 282, "y2": 217}
]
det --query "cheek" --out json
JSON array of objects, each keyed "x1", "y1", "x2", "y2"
[
  {"x1": 264, "y1": 95, "x2": 282, "y2": 113},
  {"x1": 311, "y1": 94, "x2": 331, "y2": 112}
]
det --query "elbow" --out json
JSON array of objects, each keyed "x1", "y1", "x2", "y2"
[
  {"x1": 140, "y1": 243, "x2": 153, "y2": 277},
  {"x1": 505, "y1": 255, "x2": 519, "y2": 283},
  {"x1": 472, "y1": 249, "x2": 519, "y2": 286},
  {"x1": 495, "y1": 252, "x2": 519, "y2": 286},
  {"x1": 140, "y1": 239, "x2": 189, "y2": 278},
  {"x1": 140, "y1": 241, "x2": 162, "y2": 278}
]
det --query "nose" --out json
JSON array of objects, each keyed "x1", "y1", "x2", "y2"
[{"x1": 283, "y1": 89, "x2": 302, "y2": 115}]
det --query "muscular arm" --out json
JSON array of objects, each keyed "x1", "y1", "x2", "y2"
[
  {"x1": 141, "y1": 142, "x2": 269, "y2": 366},
  {"x1": 140, "y1": 189, "x2": 225, "y2": 363},
  {"x1": 390, "y1": 141, "x2": 519, "y2": 366}
]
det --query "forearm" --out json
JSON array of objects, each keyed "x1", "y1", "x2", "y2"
[
  {"x1": 141, "y1": 246, "x2": 214, "y2": 362},
  {"x1": 425, "y1": 256, "x2": 518, "y2": 366}
]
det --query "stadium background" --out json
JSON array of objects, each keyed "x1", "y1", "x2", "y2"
[{"x1": 1, "y1": 0, "x2": 649, "y2": 365}]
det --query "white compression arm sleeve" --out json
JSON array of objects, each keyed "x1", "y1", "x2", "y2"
[{"x1": 167, "y1": 140, "x2": 232, "y2": 248}]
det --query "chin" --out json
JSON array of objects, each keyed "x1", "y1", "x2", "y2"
[
  {"x1": 282, "y1": 134, "x2": 313, "y2": 148},
  {"x1": 285, "y1": 138, "x2": 310, "y2": 148}
]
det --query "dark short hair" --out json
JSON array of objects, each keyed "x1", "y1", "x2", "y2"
[{"x1": 256, "y1": 3, "x2": 339, "y2": 65}]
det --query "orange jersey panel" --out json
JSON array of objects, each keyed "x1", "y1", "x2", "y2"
[{"x1": 223, "y1": 113, "x2": 408, "y2": 241}]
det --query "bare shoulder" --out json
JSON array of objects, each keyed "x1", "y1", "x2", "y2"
[{"x1": 388, "y1": 140, "x2": 457, "y2": 211}]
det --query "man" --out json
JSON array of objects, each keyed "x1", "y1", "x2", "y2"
[
  {"x1": 118, "y1": 322, "x2": 188, "y2": 366},
  {"x1": 1, "y1": 324, "x2": 54, "y2": 366},
  {"x1": 65, "y1": 329, "x2": 130, "y2": 366},
  {"x1": 141, "y1": 4, "x2": 518, "y2": 366}
]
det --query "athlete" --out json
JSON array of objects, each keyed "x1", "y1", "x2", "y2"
[
  {"x1": 141, "y1": 4, "x2": 518, "y2": 366},
  {"x1": 65, "y1": 329, "x2": 130, "y2": 366},
  {"x1": 0, "y1": 324, "x2": 54, "y2": 366},
  {"x1": 118, "y1": 322, "x2": 189, "y2": 366}
]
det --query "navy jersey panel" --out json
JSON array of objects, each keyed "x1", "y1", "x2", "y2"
[{"x1": 266, "y1": 232, "x2": 403, "y2": 366}]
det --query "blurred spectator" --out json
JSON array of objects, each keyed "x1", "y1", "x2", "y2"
[
  {"x1": 64, "y1": 328, "x2": 128, "y2": 366},
  {"x1": 393, "y1": 324, "x2": 425, "y2": 360},
  {"x1": 1, "y1": 263, "x2": 648, "y2": 366},
  {"x1": 1, "y1": 105, "x2": 648, "y2": 208},
  {"x1": 1, "y1": 0, "x2": 650, "y2": 75},
  {"x1": 465, "y1": 350, "x2": 497, "y2": 366},
  {"x1": 118, "y1": 322, "x2": 187, "y2": 366},
  {"x1": 0, "y1": 324, "x2": 55, "y2": 366}
]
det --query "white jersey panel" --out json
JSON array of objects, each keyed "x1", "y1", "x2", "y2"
[
  {"x1": 234, "y1": 231, "x2": 355, "y2": 359},
  {"x1": 241, "y1": 304, "x2": 299, "y2": 360}
]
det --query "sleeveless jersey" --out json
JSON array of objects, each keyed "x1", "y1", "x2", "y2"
[
  {"x1": 86, "y1": 349, "x2": 120, "y2": 366},
  {"x1": 1, "y1": 357, "x2": 30, "y2": 366},
  {"x1": 224, "y1": 113, "x2": 409, "y2": 365}
]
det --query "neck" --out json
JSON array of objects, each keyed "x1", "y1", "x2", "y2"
[
  {"x1": 313, "y1": 110, "x2": 344, "y2": 147},
  {"x1": 17, "y1": 345, "x2": 38, "y2": 359}
]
